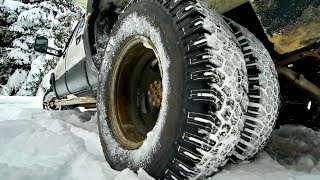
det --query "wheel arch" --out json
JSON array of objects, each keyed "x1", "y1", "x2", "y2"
[{"x1": 50, "y1": 73, "x2": 59, "y2": 99}]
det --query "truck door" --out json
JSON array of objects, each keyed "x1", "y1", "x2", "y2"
[
  {"x1": 55, "y1": 21, "x2": 83, "y2": 80},
  {"x1": 64, "y1": 21, "x2": 86, "y2": 72},
  {"x1": 54, "y1": 21, "x2": 85, "y2": 97}
]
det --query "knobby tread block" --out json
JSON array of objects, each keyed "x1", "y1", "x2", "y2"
[{"x1": 225, "y1": 18, "x2": 280, "y2": 162}]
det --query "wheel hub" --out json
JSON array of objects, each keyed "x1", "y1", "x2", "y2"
[
  {"x1": 109, "y1": 36, "x2": 163, "y2": 149},
  {"x1": 148, "y1": 80, "x2": 162, "y2": 107}
]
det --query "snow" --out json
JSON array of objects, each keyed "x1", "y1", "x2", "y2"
[
  {"x1": 0, "y1": 96, "x2": 129, "y2": 180},
  {"x1": 5, "y1": 69, "x2": 28, "y2": 93},
  {"x1": 16, "y1": 55, "x2": 47, "y2": 96},
  {"x1": 7, "y1": 48, "x2": 29, "y2": 64},
  {"x1": 12, "y1": 39, "x2": 29, "y2": 50},
  {"x1": 2, "y1": 0, "x2": 32, "y2": 11},
  {"x1": 266, "y1": 125, "x2": 320, "y2": 173},
  {"x1": 36, "y1": 69, "x2": 54, "y2": 97},
  {"x1": 0, "y1": 96, "x2": 320, "y2": 180}
]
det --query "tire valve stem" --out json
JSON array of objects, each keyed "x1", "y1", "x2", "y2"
[{"x1": 147, "y1": 80, "x2": 162, "y2": 108}]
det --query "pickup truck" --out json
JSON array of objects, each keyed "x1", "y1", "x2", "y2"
[{"x1": 34, "y1": 0, "x2": 320, "y2": 179}]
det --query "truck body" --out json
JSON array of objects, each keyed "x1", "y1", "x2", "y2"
[{"x1": 50, "y1": 0, "x2": 320, "y2": 100}]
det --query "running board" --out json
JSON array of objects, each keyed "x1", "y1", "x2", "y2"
[{"x1": 54, "y1": 96, "x2": 96, "y2": 106}]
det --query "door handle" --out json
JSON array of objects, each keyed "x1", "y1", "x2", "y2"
[{"x1": 76, "y1": 35, "x2": 81, "y2": 45}]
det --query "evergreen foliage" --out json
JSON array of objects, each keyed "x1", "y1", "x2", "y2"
[{"x1": 0, "y1": 0, "x2": 83, "y2": 95}]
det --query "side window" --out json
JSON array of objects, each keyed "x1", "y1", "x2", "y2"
[{"x1": 63, "y1": 21, "x2": 82, "y2": 53}]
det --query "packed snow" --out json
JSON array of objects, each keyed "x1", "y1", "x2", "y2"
[{"x1": 0, "y1": 96, "x2": 320, "y2": 180}]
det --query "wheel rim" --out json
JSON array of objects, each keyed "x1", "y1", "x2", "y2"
[
  {"x1": 109, "y1": 36, "x2": 163, "y2": 150},
  {"x1": 43, "y1": 91, "x2": 59, "y2": 110}
]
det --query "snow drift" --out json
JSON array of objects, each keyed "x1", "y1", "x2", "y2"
[{"x1": 0, "y1": 96, "x2": 319, "y2": 180}]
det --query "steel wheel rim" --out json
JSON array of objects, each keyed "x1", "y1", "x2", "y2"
[{"x1": 109, "y1": 36, "x2": 163, "y2": 149}]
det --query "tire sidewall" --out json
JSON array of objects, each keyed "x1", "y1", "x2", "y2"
[{"x1": 97, "y1": 1, "x2": 185, "y2": 175}]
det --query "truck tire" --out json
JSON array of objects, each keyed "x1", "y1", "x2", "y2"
[
  {"x1": 225, "y1": 19, "x2": 281, "y2": 162},
  {"x1": 43, "y1": 87, "x2": 61, "y2": 110},
  {"x1": 97, "y1": 0, "x2": 248, "y2": 179}
]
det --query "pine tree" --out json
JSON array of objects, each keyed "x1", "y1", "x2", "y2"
[{"x1": 0, "y1": 0, "x2": 84, "y2": 95}]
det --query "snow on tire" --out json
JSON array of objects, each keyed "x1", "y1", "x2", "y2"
[
  {"x1": 97, "y1": 0, "x2": 248, "y2": 179},
  {"x1": 42, "y1": 87, "x2": 62, "y2": 110},
  {"x1": 42, "y1": 88, "x2": 56, "y2": 110},
  {"x1": 225, "y1": 19, "x2": 281, "y2": 162}
]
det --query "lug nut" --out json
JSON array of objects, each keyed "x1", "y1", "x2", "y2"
[{"x1": 147, "y1": 79, "x2": 163, "y2": 107}]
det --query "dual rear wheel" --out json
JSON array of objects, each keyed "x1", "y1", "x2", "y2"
[{"x1": 97, "y1": 0, "x2": 280, "y2": 179}]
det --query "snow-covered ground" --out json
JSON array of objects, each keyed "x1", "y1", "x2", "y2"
[{"x1": 1, "y1": 96, "x2": 320, "y2": 180}]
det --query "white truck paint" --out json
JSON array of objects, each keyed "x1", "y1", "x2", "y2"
[{"x1": 55, "y1": 21, "x2": 86, "y2": 79}]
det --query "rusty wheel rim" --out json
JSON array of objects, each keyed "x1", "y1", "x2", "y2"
[{"x1": 109, "y1": 36, "x2": 163, "y2": 149}]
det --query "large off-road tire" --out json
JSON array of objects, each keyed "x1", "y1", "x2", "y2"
[
  {"x1": 225, "y1": 19, "x2": 281, "y2": 162},
  {"x1": 97, "y1": 0, "x2": 248, "y2": 179}
]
